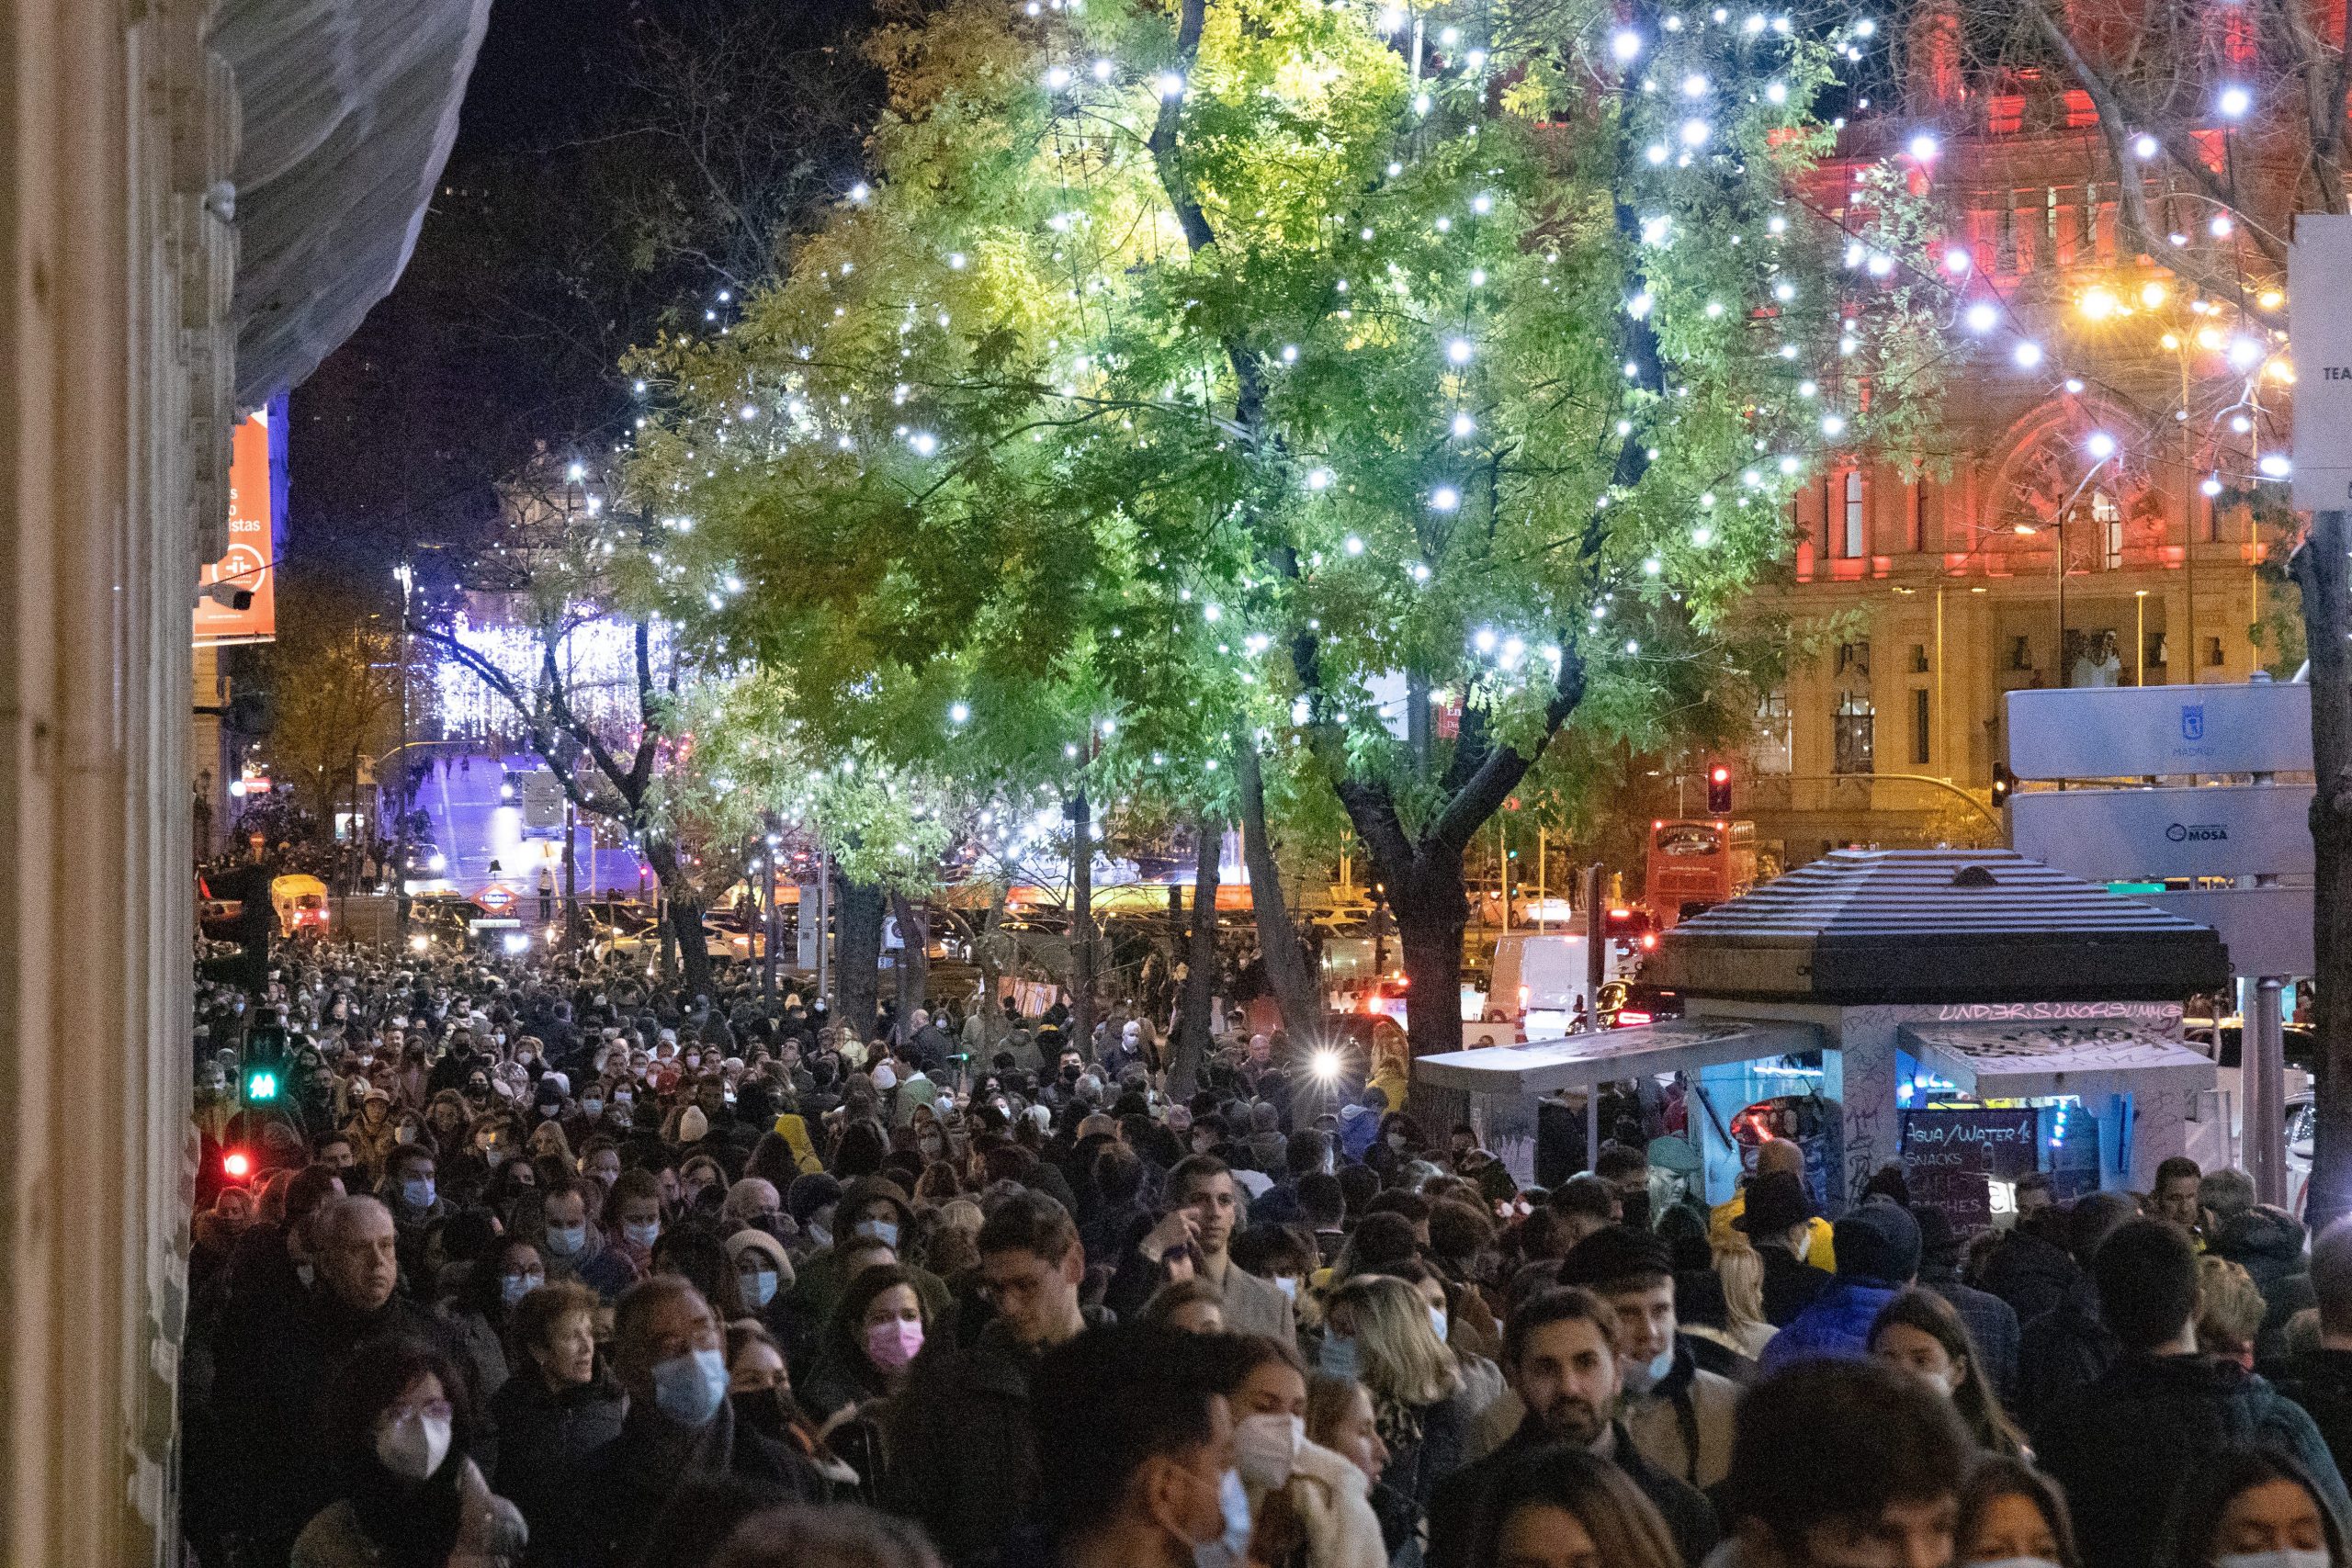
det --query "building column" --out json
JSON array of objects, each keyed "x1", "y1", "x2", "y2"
[{"x1": 0, "y1": 3, "x2": 228, "y2": 1562}]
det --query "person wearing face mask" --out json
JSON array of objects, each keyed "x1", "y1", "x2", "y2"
[
  {"x1": 725, "y1": 1226, "x2": 799, "y2": 1343},
  {"x1": 1956, "y1": 1456, "x2": 2083, "y2": 1568},
  {"x1": 1220, "y1": 1336, "x2": 1389, "y2": 1568},
  {"x1": 723, "y1": 1321, "x2": 861, "y2": 1500},
  {"x1": 290, "y1": 1337, "x2": 524, "y2": 1568},
  {"x1": 537, "y1": 1177, "x2": 639, "y2": 1302},
  {"x1": 1427, "y1": 1289, "x2": 1715, "y2": 1568},
  {"x1": 602, "y1": 1168, "x2": 667, "y2": 1266},
  {"x1": 2037, "y1": 1221, "x2": 2351, "y2": 1568},
  {"x1": 1315, "y1": 1274, "x2": 1471, "y2": 1527},
  {"x1": 1868, "y1": 1288, "x2": 2029, "y2": 1460},
  {"x1": 788, "y1": 1176, "x2": 950, "y2": 1330},
  {"x1": 444, "y1": 1237, "x2": 545, "y2": 1403},
  {"x1": 545, "y1": 1277, "x2": 827, "y2": 1568},
  {"x1": 2160, "y1": 1449, "x2": 2350, "y2": 1568},
  {"x1": 806, "y1": 1265, "x2": 931, "y2": 1494},
  {"x1": 991, "y1": 1323, "x2": 1250, "y2": 1568},
  {"x1": 484, "y1": 1280, "x2": 624, "y2": 1540}
]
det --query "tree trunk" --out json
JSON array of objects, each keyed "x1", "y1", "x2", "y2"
[
  {"x1": 1070, "y1": 790, "x2": 1097, "y2": 1058},
  {"x1": 977, "y1": 886, "x2": 1008, "y2": 1055},
  {"x1": 1234, "y1": 737, "x2": 1325, "y2": 1040},
  {"x1": 833, "y1": 875, "x2": 888, "y2": 1043},
  {"x1": 1170, "y1": 818, "x2": 1222, "y2": 1094},
  {"x1": 1387, "y1": 851, "x2": 1471, "y2": 1063},
  {"x1": 889, "y1": 891, "x2": 932, "y2": 1032},
  {"x1": 642, "y1": 840, "x2": 715, "y2": 999},
  {"x1": 2295, "y1": 511, "x2": 2352, "y2": 1230}
]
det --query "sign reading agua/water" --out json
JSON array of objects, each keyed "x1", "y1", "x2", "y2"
[{"x1": 1900, "y1": 1107, "x2": 2041, "y2": 1232}]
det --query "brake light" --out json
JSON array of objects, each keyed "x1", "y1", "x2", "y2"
[{"x1": 1616, "y1": 1009, "x2": 1654, "y2": 1027}]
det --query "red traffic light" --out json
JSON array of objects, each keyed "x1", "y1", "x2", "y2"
[
  {"x1": 1709, "y1": 764, "x2": 1730, "y2": 784},
  {"x1": 221, "y1": 1149, "x2": 253, "y2": 1181},
  {"x1": 1705, "y1": 761, "x2": 1734, "y2": 815}
]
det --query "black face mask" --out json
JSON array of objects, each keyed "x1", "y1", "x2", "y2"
[{"x1": 730, "y1": 1389, "x2": 789, "y2": 1442}]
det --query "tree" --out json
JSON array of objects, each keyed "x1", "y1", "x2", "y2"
[
  {"x1": 627, "y1": 0, "x2": 1955, "y2": 1066},
  {"x1": 260, "y1": 579, "x2": 403, "y2": 843}
]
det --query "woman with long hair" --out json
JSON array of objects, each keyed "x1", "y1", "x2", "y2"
[
  {"x1": 1224, "y1": 1336, "x2": 1387, "y2": 1568},
  {"x1": 1958, "y1": 1456, "x2": 2083, "y2": 1568},
  {"x1": 1869, "y1": 1288, "x2": 2030, "y2": 1459},
  {"x1": 1321, "y1": 1273, "x2": 1469, "y2": 1516},
  {"x1": 725, "y1": 1321, "x2": 858, "y2": 1498},
  {"x1": 1461, "y1": 1444, "x2": 1687, "y2": 1568},
  {"x1": 2161, "y1": 1449, "x2": 2348, "y2": 1568},
  {"x1": 292, "y1": 1337, "x2": 525, "y2": 1567},
  {"x1": 804, "y1": 1264, "x2": 929, "y2": 1420},
  {"x1": 1711, "y1": 1235, "x2": 1779, "y2": 1360}
]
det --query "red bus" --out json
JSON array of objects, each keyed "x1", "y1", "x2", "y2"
[{"x1": 1645, "y1": 818, "x2": 1758, "y2": 929}]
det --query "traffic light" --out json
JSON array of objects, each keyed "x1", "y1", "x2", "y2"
[
  {"x1": 1991, "y1": 761, "x2": 2016, "y2": 808},
  {"x1": 241, "y1": 1024, "x2": 287, "y2": 1108},
  {"x1": 1705, "y1": 762, "x2": 1734, "y2": 816},
  {"x1": 221, "y1": 1149, "x2": 254, "y2": 1182}
]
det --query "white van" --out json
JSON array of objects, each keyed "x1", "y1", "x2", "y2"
[{"x1": 1487, "y1": 933, "x2": 1626, "y2": 1032}]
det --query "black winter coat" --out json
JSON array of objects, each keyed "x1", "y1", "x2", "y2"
[{"x1": 1424, "y1": 1418, "x2": 1718, "y2": 1568}]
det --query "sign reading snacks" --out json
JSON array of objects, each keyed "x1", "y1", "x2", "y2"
[{"x1": 1900, "y1": 1107, "x2": 2040, "y2": 1232}]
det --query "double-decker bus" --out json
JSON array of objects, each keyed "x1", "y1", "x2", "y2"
[{"x1": 1645, "y1": 818, "x2": 1758, "y2": 930}]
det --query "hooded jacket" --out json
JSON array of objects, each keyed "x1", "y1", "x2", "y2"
[
  {"x1": 2209, "y1": 1204, "x2": 2318, "y2": 1364},
  {"x1": 2036, "y1": 1353, "x2": 2352, "y2": 1568},
  {"x1": 1980, "y1": 1222, "x2": 2081, "y2": 1327},
  {"x1": 2014, "y1": 1276, "x2": 2120, "y2": 1432}
]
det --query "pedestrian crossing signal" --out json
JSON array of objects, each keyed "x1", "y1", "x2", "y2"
[{"x1": 243, "y1": 1066, "x2": 279, "y2": 1103}]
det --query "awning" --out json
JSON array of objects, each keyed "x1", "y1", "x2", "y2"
[
  {"x1": 1411, "y1": 1018, "x2": 1825, "y2": 1097},
  {"x1": 1898, "y1": 1021, "x2": 2218, "y2": 1101}
]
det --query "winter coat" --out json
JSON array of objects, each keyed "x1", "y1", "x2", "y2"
[
  {"x1": 880, "y1": 1314, "x2": 1065, "y2": 1565},
  {"x1": 2014, "y1": 1277, "x2": 2119, "y2": 1432},
  {"x1": 1758, "y1": 1280, "x2": 1902, "y2": 1374},
  {"x1": 1980, "y1": 1224, "x2": 2080, "y2": 1328},
  {"x1": 1625, "y1": 1339, "x2": 1742, "y2": 1488},
  {"x1": 2036, "y1": 1353, "x2": 2352, "y2": 1568},
  {"x1": 1425, "y1": 1417, "x2": 1718, "y2": 1568},
  {"x1": 1758, "y1": 1245, "x2": 1833, "y2": 1327},
  {"x1": 290, "y1": 1458, "x2": 525, "y2": 1568},
  {"x1": 2210, "y1": 1204, "x2": 2318, "y2": 1365},
  {"x1": 537, "y1": 1398, "x2": 826, "y2": 1568},
  {"x1": 1243, "y1": 1438, "x2": 1390, "y2": 1568},
  {"x1": 483, "y1": 1365, "x2": 624, "y2": 1539},
  {"x1": 2268, "y1": 1348, "x2": 2352, "y2": 1484},
  {"x1": 1921, "y1": 1266, "x2": 2022, "y2": 1405}
]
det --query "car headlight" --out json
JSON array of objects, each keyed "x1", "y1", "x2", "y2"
[{"x1": 427, "y1": 852, "x2": 446, "y2": 873}]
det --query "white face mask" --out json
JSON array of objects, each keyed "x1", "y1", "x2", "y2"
[
  {"x1": 2216, "y1": 1554, "x2": 2333, "y2": 1568},
  {"x1": 375, "y1": 1409, "x2": 453, "y2": 1481},
  {"x1": 1233, "y1": 1412, "x2": 1305, "y2": 1491}
]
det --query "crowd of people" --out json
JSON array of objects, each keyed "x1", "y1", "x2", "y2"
[{"x1": 180, "y1": 938, "x2": 2352, "y2": 1568}]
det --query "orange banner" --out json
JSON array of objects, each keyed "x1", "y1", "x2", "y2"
[{"x1": 195, "y1": 399, "x2": 282, "y2": 645}]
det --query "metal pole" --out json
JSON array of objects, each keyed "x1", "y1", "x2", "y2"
[
  {"x1": 816, "y1": 846, "x2": 831, "y2": 1011},
  {"x1": 1498, "y1": 817, "x2": 1510, "y2": 933},
  {"x1": 393, "y1": 562, "x2": 412, "y2": 946},
  {"x1": 763, "y1": 837, "x2": 778, "y2": 1001},
  {"x1": 1584, "y1": 862, "x2": 1606, "y2": 1172},
  {"x1": 1536, "y1": 827, "x2": 1546, "y2": 931},
  {"x1": 2136, "y1": 592, "x2": 2148, "y2": 687},
  {"x1": 2252, "y1": 976, "x2": 2288, "y2": 1208},
  {"x1": 562, "y1": 800, "x2": 578, "y2": 946}
]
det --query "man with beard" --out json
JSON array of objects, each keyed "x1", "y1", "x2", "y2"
[{"x1": 1422, "y1": 1287, "x2": 1717, "y2": 1568}]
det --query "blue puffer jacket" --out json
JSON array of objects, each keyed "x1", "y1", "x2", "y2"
[{"x1": 1757, "y1": 1279, "x2": 1903, "y2": 1374}]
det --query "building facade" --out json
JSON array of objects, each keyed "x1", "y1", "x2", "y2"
[{"x1": 1743, "y1": 40, "x2": 2298, "y2": 867}]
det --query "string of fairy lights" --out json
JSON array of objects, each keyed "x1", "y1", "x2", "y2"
[{"x1": 463, "y1": 0, "x2": 2305, "y2": 878}]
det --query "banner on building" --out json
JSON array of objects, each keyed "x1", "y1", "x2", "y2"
[{"x1": 195, "y1": 392, "x2": 288, "y2": 646}]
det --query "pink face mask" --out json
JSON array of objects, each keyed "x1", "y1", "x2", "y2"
[{"x1": 865, "y1": 1316, "x2": 925, "y2": 1371}]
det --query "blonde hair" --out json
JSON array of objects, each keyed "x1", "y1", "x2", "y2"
[
  {"x1": 1714, "y1": 1235, "x2": 1770, "y2": 1336},
  {"x1": 2196, "y1": 1255, "x2": 2268, "y2": 1359},
  {"x1": 1328, "y1": 1273, "x2": 1462, "y2": 1408}
]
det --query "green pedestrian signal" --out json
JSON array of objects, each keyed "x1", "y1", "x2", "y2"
[{"x1": 243, "y1": 1066, "x2": 279, "y2": 1103}]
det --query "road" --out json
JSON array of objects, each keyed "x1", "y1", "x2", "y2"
[{"x1": 408, "y1": 752, "x2": 650, "y2": 902}]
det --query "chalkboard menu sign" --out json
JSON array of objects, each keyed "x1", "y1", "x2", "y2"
[{"x1": 1900, "y1": 1108, "x2": 2042, "y2": 1231}]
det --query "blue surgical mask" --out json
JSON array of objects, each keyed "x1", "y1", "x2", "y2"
[
  {"x1": 1273, "y1": 1275, "x2": 1300, "y2": 1303},
  {"x1": 401, "y1": 1178, "x2": 435, "y2": 1211},
  {"x1": 502, "y1": 1271, "x2": 543, "y2": 1305},
  {"x1": 623, "y1": 1220, "x2": 661, "y2": 1248},
  {"x1": 1429, "y1": 1306, "x2": 1450, "y2": 1344},
  {"x1": 544, "y1": 1224, "x2": 587, "y2": 1258},
  {"x1": 1193, "y1": 1468, "x2": 1252, "y2": 1568},
  {"x1": 743, "y1": 1268, "x2": 780, "y2": 1307},
  {"x1": 854, "y1": 1218, "x2": 899, "y2": 1249},
  {"x1": 1622, "y1": 1345, "x2": 1676, "y2": 1395},
  {"x1": 650, "y1": 1346, "x2": 729, "y2": 1426},
  {"x1": 582, "y1": 1098, "x2": 603, "y2": 1117},
  {"x1": 1317, "y1": 1334, "x2": 1359, "y2": 1381}
]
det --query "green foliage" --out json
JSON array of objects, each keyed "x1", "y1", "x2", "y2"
[{"x1": 624, "y1": 0, "x2": 1961, "y2": 870}]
